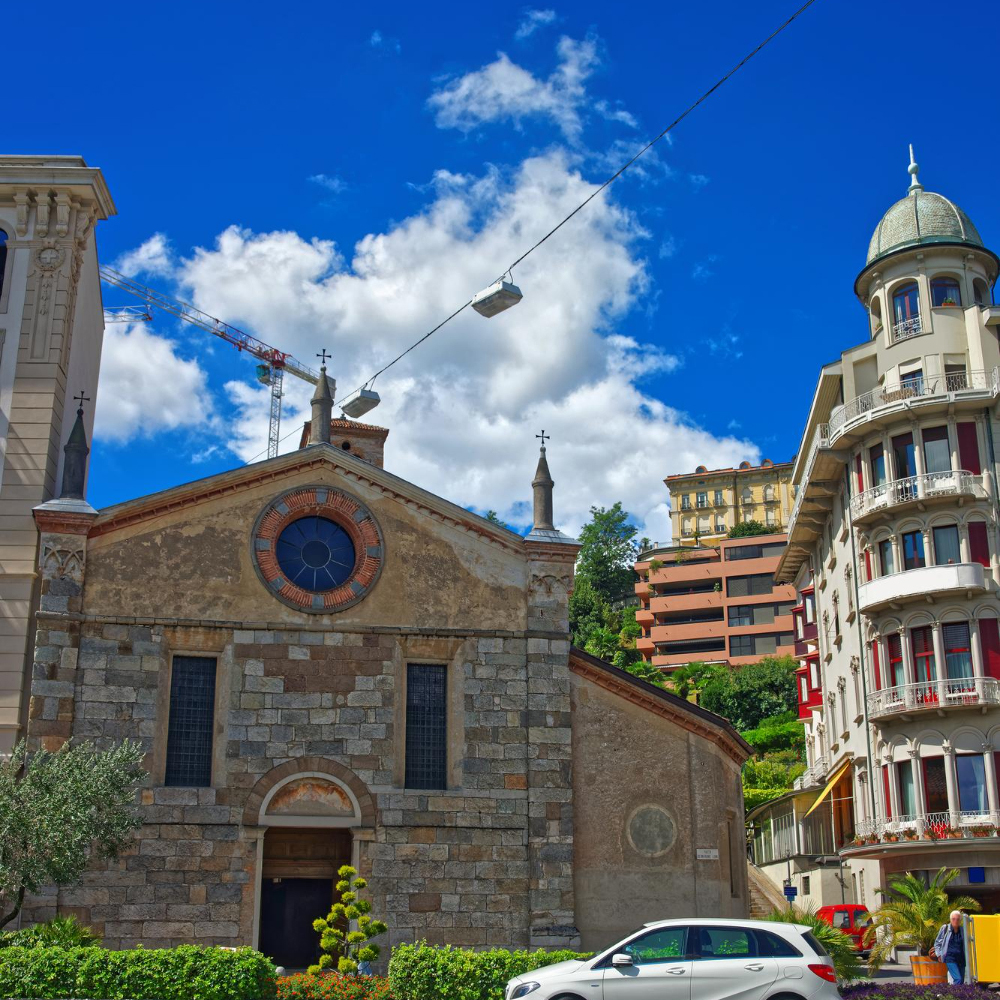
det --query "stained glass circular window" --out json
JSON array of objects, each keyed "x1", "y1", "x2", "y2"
[
  {"x1": 276, "y1": 516, "x2": 356, "y2": 592},
  {"x1": 251, "y1": 486, "x2": 385, "y2": 613}
]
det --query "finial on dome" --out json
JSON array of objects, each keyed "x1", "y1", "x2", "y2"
[{"x1": 907, "y1": 143, "x2": 923, "y2": 195}]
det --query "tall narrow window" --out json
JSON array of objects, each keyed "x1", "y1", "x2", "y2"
[
  {"x1": 164, "y1": 656, "x2": 217, "y2": 787},
  {"x1": 896, "y1": 761, "x2": 916, "y2": 816},
  {"x1": 969, "y1": 521, "x2": 990, "y2": 568},
  {"x1": 911, "y1": 626, "x2": 936, "y2": 683},
  {"x1": 892, "y1": 433, "x2": 916, "y2": 479},
  {"x1": 956, "y1": 755, "x2": 987, "y2": 812},
  {"x1": 0, "y1": 230, "x2": 7, "y2": 301},
  {"x1": 893, "y1": 282, "x2": 920, "y2": 329},
  {"x1": 902, "y1": 530, "x2": 925, "y2": 570},
  {"x1": 869, "y1": 444, "x2": 886, "y2": 487},
  {"x1": 405, "y1": 664, "x2": 447, "y2": 790},
  {"x1": 878, "y1": 539, "x2": 895, "y2": 576},
  {"x1": 943, "y1": 623, "x2": 972, "y2": 679},
  {"x1": 871, "y1": 640, "x2": 881, "y2": 690},
  {"x1": 922, "y1": 757, "x2": 949, "y2": 813},
  {"x1": 922, "y1": 426, "x2": 951, "y2": 474},
  {"x1": 957, "y1": 422, "x2": 982, "y2": 474},
  {"x1": 887, "y1": 634, "x2": 904, "y2": 688},
  {"x1": 931, "y1": 276, "x2": 961, "y2": 307},
  {"x1": 932, "y1": 525, "x2": 960, "y2": 565}
]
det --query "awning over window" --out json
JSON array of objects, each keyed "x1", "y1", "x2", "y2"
[{"x1": 803, "y1": 759, "x2": 852, "y2": 818}]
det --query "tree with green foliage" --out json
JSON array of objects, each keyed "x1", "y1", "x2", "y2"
[
  {"x1": 310, "y1": 865, "x2": 388, "y2": 975},
  {"x1": 484, "y1": 510, "x2": 508, "y2": 529},
  {"x1": 667, "y1": 661, "x2": 723, "y2": 700},
  {"x1": 698, "y1": 655, "x2": 798, "y2": 730},
  {"x1": 728, "y1": 520, "x2": 776, "y2": 539},
  {"x1": 0, "y1": 740, "x2": 146, "y2": 929},
  {"x1": 575, "y1": 502, "x2": 638, "y2": 603}
]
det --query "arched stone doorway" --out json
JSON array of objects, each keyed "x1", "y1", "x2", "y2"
[{"x1": 245, "y1": 761, "x2": 376, "y2": 969}]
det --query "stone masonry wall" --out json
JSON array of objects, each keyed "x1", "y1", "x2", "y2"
[{"x1": 24, "y1": 616, "x2": 568, "y2": 952}]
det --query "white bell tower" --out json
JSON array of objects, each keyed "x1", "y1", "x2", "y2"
[{"x1": 0, "y1": 156, "x2": 116, "y2": 751}]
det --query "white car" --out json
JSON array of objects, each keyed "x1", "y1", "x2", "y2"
[{"x1": 505, "y1": 918, "x2": 840, "y2": 1000}]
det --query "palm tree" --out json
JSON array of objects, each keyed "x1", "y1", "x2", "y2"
[{"x1": 865, "y1": 867, "x2": 981, "y2": 971}]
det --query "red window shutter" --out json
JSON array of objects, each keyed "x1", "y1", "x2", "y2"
[
  {"x1": 855, "y1": 454, "x2": 863, "y2": 492},
  {"x1": 882, "y1": 766, "x2": 892, "y2": 819},
  {"x1": 969, "y1": 521, "x2": 990, "y2": 568},
  {"x1": 957, "y1": 422, "x2": 981, "y2": 475},
  {"x1": 980, "y1": 618, "x2": 1000, "y2": 680},
  {"x1": 871, "y1": 640, "x2": 881, "y2": 690},
  {"x1": 864, "y1": 549, "x2": 872, "y2": 581},
  {"x1": 887, "y1": 634, "x2": 903, "y2": 686}
]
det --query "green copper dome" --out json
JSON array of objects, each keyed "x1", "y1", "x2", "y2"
[
  {"x1": 866, "y1": 148, "x2": 984, "y2": 266},
  {"x1": 867, "y1": 189, "x2": 984, "y2": 265}
]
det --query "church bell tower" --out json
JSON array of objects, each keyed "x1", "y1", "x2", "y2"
[{"x1": 0, "y1": 156, "x2": 116, "y2": 751}]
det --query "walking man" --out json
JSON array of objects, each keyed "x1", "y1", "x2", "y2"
[{"x1": 931, "y1": 910, "x2": 966, "y2": 984}]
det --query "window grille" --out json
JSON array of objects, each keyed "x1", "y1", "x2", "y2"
[
  {"x1": 164, "y1": 656, "x2": 217, "y2": 787},
  {"x1": 405, "y1": 664, "x2": 447, "y2": 789}
]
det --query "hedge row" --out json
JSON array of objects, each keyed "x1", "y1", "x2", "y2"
[
  {"x1": 388, "y1": 943, "x2": 592, "y2": 1000},
  {"x1": 0, "y1": 944, "x2": 277, "y2": 1000}
]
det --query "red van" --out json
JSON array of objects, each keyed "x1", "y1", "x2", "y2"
[{"x1": 816, "y1": 903, "x2": 872, "y2": 953}]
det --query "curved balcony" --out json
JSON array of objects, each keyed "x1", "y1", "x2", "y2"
[
  {"x1": 857, "y1": 561, "x2": 986, "y2": 614},
  {"x1": 847, "y1": 811, "x2": 1000, "y2": 855},
  {"x1": 849, "y1": 470, "x2": 989, "y2": 524},
  {"x1": 867, "y1": 676, "x2": 1000, "y2": 720},
  {"x1": 829, "y1": 368, "x2": 999, "y2": 445}
]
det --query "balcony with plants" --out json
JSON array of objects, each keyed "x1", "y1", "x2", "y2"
[{"x1": 867, "y1": 676, "x2": 1000, "y2": 721}]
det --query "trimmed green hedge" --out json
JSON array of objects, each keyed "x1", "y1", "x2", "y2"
[
  {"x1": 0, "y1": 944, "x2": 277, "y2": 1000},
  {"x1": 388, "y1": 943, "x2": 592, "y2": 1000}
]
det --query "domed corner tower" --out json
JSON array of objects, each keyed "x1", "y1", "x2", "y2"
[{"x1": 854, "y1": 146, "x2": 1000, "y2": 381}]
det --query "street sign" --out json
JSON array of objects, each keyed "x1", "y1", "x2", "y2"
[
  {"x1": 696, "y1": 848, "x2": 719, "y2": 860},
  {"x1": 783, "y1": 885, "x2": 798, "y2": 901}
]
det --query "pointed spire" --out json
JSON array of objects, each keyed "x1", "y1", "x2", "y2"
[
  {"x1": 60, "y1": 391, "x2": 91, "y2": 500},
  {"x1": 308, "y1": 350, "x2": 335, "y2": 446},
  {"x1": 907, "y1": 143, "x2": 923, "y2": 195},
  {"x1": 532, "y1": 430, "x2": 554, "y2": 531}
]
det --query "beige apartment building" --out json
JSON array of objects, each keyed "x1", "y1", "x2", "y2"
[
  {"x1": 751, "y1": 151, "x2": 1000, "y2": 912},
  {"x1": 0, "y1": 156, "x2": 115, "y2": 751},
  {"x1": 667, "y1": 460, "x2": 795, "y2": 548}
]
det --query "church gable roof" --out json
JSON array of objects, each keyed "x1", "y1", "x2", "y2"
[
  {"x1": 86, "y1": 443, "x2": 523, "y2": 553},
  {"x1": 568, "y1": 647, "x2": 752, "y2": 765}
]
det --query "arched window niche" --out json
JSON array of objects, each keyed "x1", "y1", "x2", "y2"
[
  {"x1": 892, "y1": 282, "x2": 921, "y2": 340},
  {"x1": 870, "y1": 294, "x2": 883, "y2": 336},
  {"x1": 930, "y1": 276, "x2": 962, "y2": 308}
]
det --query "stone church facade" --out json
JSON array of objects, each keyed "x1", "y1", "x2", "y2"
[{"x1": 22, "y1": 367, "x2": 750, "y2": 962}]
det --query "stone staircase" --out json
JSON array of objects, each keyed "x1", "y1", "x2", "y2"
[{"x1": 748, "y1": 863, "x2": 787, "y2": 919}]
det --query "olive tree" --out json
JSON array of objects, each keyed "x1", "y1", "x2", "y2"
[{"x1": 0, "y1": 740, "x2": 146, "y2": 928}]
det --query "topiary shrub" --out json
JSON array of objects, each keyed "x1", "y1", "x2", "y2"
[
  {"x1": 388, "y1": 944, "x2": 592, "y2": 1000},
  {"x1": 309, "y1": 865, "x2": 388, "y2": 975},
  {"x1": 277, "y1": 972, "x2": 393, "y2": 999},
  {"x1": 0, "y1": 944, "x2": 277, "y2": 1000}
]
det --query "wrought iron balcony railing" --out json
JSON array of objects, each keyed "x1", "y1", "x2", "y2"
[{"x1": 849, "y1": 470, "x2": 988, "y2": 520}]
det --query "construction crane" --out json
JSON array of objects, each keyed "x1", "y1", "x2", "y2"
[
  {"x1": 98, "y1": 265, "x2": 322, "y2": 459},
  {"x1": 103, "y1": 305, "x2": 152, "y2": 324}
]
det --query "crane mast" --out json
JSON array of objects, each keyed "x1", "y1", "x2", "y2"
[{"x1": 99, "y1": 265, "x2": 319, "y2": 458}]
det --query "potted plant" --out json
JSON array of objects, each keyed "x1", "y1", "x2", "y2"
[
  {"x1": 902, "y1": 827, "x2": 918, "y2": 841},
  {"x1": 969, "y1": 824, "x2": 995, "y2": 838},
  {"x1": 941, "y1": 297, "x2": 957, "y2": 306},
  {"x1": 866, "y1": 867, "x2": 981, "y2": 983},
  {"x1": 884, "y1": 831, "x2": 899, "y2": 843},
  {"x1": 947, "y1": 826, "x2": 963, "y2": 840}
]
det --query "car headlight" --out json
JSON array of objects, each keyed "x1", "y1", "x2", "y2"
[{"x1": 511, "y1": 983, "x2": 541, "y2": 999}]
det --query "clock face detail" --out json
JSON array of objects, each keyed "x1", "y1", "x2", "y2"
[{"x1": 251, "y1": 486, "x2": 384, "y2": 612}]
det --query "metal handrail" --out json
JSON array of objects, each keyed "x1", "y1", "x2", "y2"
[
  {"x1": 867, "y1": 676, "x2": 1000, "y2": 718},
  {"x1": 788, "y1": 423, "x2": 830, "y2": 534},
  {"x1": 892, "y1": 316, "x2": 923, "y2": 342},
  {"x1": 829, "y1": 368, "x2": 999, "y2": 439},
  {"x1": 849, "y1": 470, "x2": 988, "y2": 519}
]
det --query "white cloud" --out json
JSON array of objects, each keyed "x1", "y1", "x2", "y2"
[
  {"x1": 515, "y1": 8, "x2": 557, "y2": 40},
  {"x1": 309, "y1": 173, "x2": 347, "y2": 194},
  {"x1": 428, "y1": 35, "x2": 604, "y2": 141},
  {"x1": 114, "y1": 233, "x2": 175, "y2": 278},
  {"x1": 689, "y1": 173, "x2": 710, "y2": 189},
  {"x1": 370, "y1": 30, "x2": 400, "y2": 53},
  {"x1": 94, "y1": 323, "x2": 214, "y2": 442},
  {"x1": 174, "y1": 148, "x2": 756, "y2": 537}
]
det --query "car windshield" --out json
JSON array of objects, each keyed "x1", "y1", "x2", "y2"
[{"x1": 801, "y1": 930, "x2": 830, "y2": 956}]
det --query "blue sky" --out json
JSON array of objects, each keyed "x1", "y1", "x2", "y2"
[{"x1": 10, "y1": 0, "x2": 1000, "y2": 539}]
